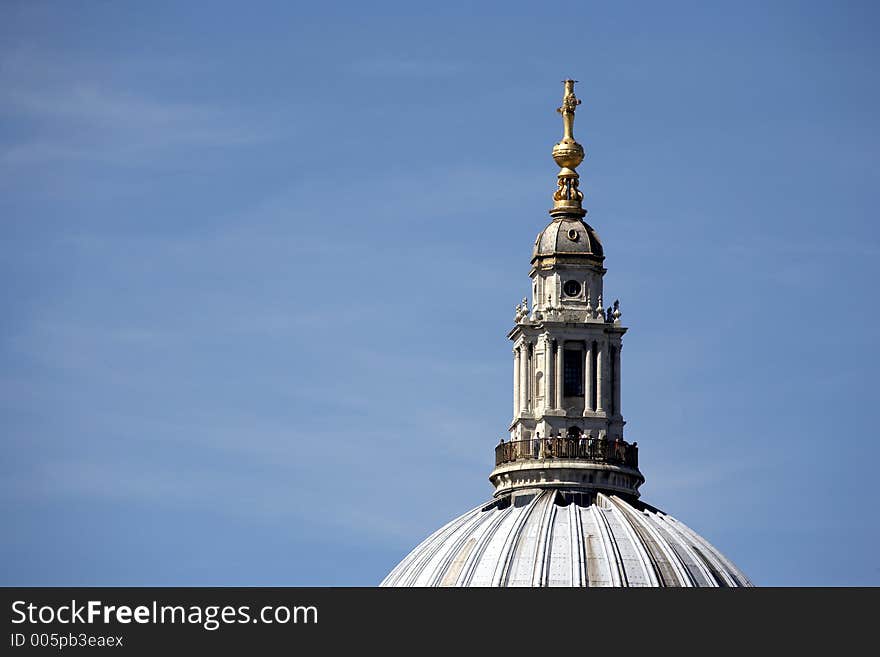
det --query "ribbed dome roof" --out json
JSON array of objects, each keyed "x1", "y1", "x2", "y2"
[
  {"x1": 381, "y1": 490, "x2": 751, "y2": 587},
  {"x1": 532, "y1": 216, "x2": 604, "y2": 261}
]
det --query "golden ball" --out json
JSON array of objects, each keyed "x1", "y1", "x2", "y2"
[{"x1": 552, "y1": 140, "x2": 584, "y2": 169}]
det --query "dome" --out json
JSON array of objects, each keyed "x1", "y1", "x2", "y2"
[
  {"x1": 532, "y1": 216, "x2": 604, "y2": 262},
  {"x1": 381, "y1": 81, "x2": 752, "y2": 588},
  {"x1": 381, "y1": 490, "x2": 751, "y2": 587}
]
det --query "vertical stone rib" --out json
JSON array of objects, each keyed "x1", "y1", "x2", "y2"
[
  {"x1": 382, "y1": 502, "x2": 485, "y2": 587},
  {"x1": 570, "y1": 503, "x2": 588, "y2": 586},
  {"x1": 605, "y1": 495, "x2": 692, "y2": 587},
  {"x1": 603, "y1": 496, "x2": 659, "y2": 586},
  {"x1": 492, "y1": 493, "x2": 545, "y2": 587},
  {"x1": 642, "y1": 510, "x2": 709, "y2": 587},
  {"x1": 409, "y1": 509, "x2": 488, "y2": 587},
  {"x1": 651, "y1": 515, "x2": 725, "y2": 587},
  {"x1": 591, "y1": 499, "x2": 627, "y2": 586},
  {"x1": 530, "y1": 491, "x2": 558, "y2": 587},
  {"x1": 659, "y1": 515, "x2": 751, "y2": 587},
  {"x1": 454, "y1": 503, "x2": 518, "y2": 586},
  {"x1": 427, "y1": 502, "x2": 508, "y2": 587},
  {"x1": 383, "y1": 496, "x2": 751, "y2": 588},
  {"x1": 439, "y1": 538, "x2": 477, "y2": 587}
]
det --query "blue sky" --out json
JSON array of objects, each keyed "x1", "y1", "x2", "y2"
[{"x1": 1, "y1": 0, "x2": 878, "y2": 586}]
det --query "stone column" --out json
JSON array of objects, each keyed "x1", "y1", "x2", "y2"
[
  {"x1": 513, "y1": 347, "x2": 521, "y2": 417},
  {"x1": 584, "y1": 341, "x2": 593, "y2": 414},
  {"x1": 613, "y1": 343, "x2": 622, "y2": 418},
  {"x1": 544, "y1": 334, "x2": 554, "y2": 412},
  {"x1": 555, "y1": 339, "x2": 564, "y2": 409},
  {"x1": 527, "y1": 342, "x2": 533, "y2": 412},
  {"x1": 520, "y1": 341, "x2": 530, "y2": 413},
  {"x1": 596, "y1": 342, "x2": 604, "y2": 414}
]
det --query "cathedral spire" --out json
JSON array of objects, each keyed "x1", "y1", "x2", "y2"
[{"x1": 551, "y1": 79, "x2": 586, "y2": 216}]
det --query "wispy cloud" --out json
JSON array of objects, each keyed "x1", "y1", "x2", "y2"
[
  {"x1": 0, "y1": 444, "x2": 460, "y2": 546},
  {"x1": 0, "y1": 49, "x2": 277, "y2": 171},
  {"x1": 0, "y1": 86, "x2": 269, "y2": 167}
]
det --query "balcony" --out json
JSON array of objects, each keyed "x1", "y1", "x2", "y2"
[{"x1": 495, "y1": 436, "x2": 638, "y2": 469}]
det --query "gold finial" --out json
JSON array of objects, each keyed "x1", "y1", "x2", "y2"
[
  {"x1": 551, "y1": 79, "x2": 586, "y2": 215},
  {"x1": 557, "y1": 79, "x2": 581, "y2": 142}
]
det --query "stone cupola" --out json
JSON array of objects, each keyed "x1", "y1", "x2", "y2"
[{"x1": 495, "y1": 80, "x2": 639, "y2": 499}]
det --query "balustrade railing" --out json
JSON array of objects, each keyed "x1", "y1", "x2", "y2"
[{"x1": 495, "y1": 436, "x2": 638, "y2": 469}]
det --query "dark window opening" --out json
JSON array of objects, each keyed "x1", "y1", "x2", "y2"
[
  {"x1": 563, "y1": 280, "x2": 581, "y2": 297},
  {"x1": 563, "y1": 349, "x2": 583, "y2": 397}
]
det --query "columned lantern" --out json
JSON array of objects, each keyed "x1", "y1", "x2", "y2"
[{"x1": 381, "y1": 82, "x2": 752, "y2": 588}]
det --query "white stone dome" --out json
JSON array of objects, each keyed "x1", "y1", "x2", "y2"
[{"x1": 381, "y1": 490, "x2": 751, "y2": 587}]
